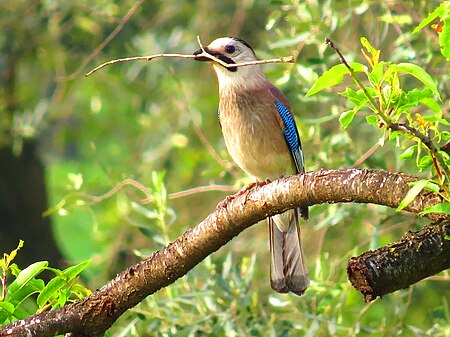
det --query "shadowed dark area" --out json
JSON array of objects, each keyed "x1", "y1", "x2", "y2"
[{"x1": 0, "y1": 141, "x2": 62, "y2": 268}]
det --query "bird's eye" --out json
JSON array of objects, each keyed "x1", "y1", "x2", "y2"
[{"x1": 225, "y1": 44, "x2": 236, "y2": 54}]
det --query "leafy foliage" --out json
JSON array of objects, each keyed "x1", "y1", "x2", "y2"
[
  {"x1": 307, "y1": 34, "x2": 450, "y2": 210},
  {"x1": 0, "y1": 243, "x2": 90, "y2": 325}
]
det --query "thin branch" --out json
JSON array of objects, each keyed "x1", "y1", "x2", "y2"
[
  {"x1": 190, "y1": 121, "x2": 241, "y2": 178},
  {"x1": 85, "y1": 54, "x2": 193, "y2": 76},
  {"x1": 390, "y1": 122, "x2": 436, "y2": 150},
  {"x1": 169, "y1": 83, "x2": 241, "y2": 179},
  {"x1": 325, "y1": 38, "x2": 388, "y2": 121},
  {"x1": 62, "y1": 0, "x2": 144, "y2": 80},
  {"x1": 43, "y1": 179, "x2": 152, "y2": 217},
  {"x1": 351, "y1": 134, "x2": 386, "y2": 168},
  {"x1": 84, "y1": 178, "x2": 153, "y2": 204},
  {"x1": 390, "y1": 122, "x2": 450, "y2": 190},
  {"x1": 85, "y1": 37, "x2": 294, "y2": 76},
  {"x1": 169, "y1": 184, "x2": 238, "y2": 199}
]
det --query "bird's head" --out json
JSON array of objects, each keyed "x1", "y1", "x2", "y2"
[{"x1": 193, "y1": 37, "x2": 265, "y2": 89}]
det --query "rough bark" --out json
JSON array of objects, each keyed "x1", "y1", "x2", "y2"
[
  {"x1": 0, "y1": 169, "x2": 447, "y2": 337},
  {"x1": 347, "y1": 220, "x2": 450, "y2": 302}
]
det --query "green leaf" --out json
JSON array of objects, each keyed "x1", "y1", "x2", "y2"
[
  {"x1": 7, "y1": 280, "x2": 44, "y2": 307},
  {"x1": 11, "y1": 307, "x2": 31, "y2": 320},
  {"x1": 420, "y1": 97, "x2": 442, "y2": 115},
  {"x1": 394, "y1": 63, "x2": 441, "y2": 99},
  {"x1": 305, "y1": 62, "x2": 367, "y2": 97},
  {"x1": 339, "y1": 109, "x2": 357, "y2": 128},
  {"x1": 368, "y1": 62, "x2": 385, "y2": 84},
  {"x1": 397, "y1": 179, "x2": 430, "y2": 211},
  {"x1": 412, "y1": 2, "x2": 450, "y2": 34},
  {"x1": 378, "y1": 14, "x2": 412, "y2": 25},
  {"x1": 440, "y1": 17, "x2": 450, "y2": 60},
  {"x1": 441, "y1": 131, "x2": 450, "y2": 140},
  {"x1": 399, "y1": 145, "x2": 417, "y2": 160},
  {"x1": 420, "y1": 202, "x2": 450, "y2": 215},
  {"x1": 37, "y1": 277, "x2": 66, "y2": 308},
  {"x1": 418, "y1": 155, "x2": 433, "y2": 170},
  {"x1": 366, "y1": 115, "x2": 379, "y2": 126},
  {"x1": 7, "y1": 261, "x2": 48, "y2": 297},
  {"x1": 340, "y1": 88, "x2": 368, "y2": 107},
  {"x1": 412, "y1": 10, "x2": 441, "y2": 34},
  {"x1": 54, "y1": 289, "x2": 71, "y2": 308},
  {"x1": 425, "y1": 181, "x2": 440, "y2": 193},
  {"x1": 360, "y1": 37, "x2": 380, "y2": 61},
  {"x1": 1, "y1": 240, "x2": 24, "y2": 270},
  {"x1": 60, "y1": 260, "x2": 91, "y2": 280},
  {"x1": 423, "y1": 116, "x2": 450, "y2": 126},
  {"x1": 388, "y1": 130, "x2": 401, "y2": 142},
  {"x1": 339, "y1": 88, "x2": 368, "y2": 128},
  {"x1": 37, "y1": 260, "x2": 90, "y2": 308},
  {"x1": 0, "y1": 301, "x2": 15, "y2": 315},
  {"x1": 439, "y1": 150, "x2": 450, "y2": 163},
  {"x1": 401, "y1": 88, "x2": 433, "y2": 107}
]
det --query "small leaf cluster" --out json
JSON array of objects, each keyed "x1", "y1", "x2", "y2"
[
  {"x1": 0, "y1": 241, "x2": 91, "y2": 325},
  {"x1": 306, "y1": 36, "x2": 445, "y2": 143},
  {"x1": 306, "y1": 6, "x2": 450, "y2": 212}
]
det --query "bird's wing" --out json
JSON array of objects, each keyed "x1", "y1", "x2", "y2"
[
  {"x1": 269, "y1": 87, "x2": 305, "y2": 174},
  {"x1": 217, "y1": 107, "x2": 222, "y2": 128}
]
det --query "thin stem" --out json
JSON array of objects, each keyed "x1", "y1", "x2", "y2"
[
  {"x1": 169, "y1": 184, "x2": 238, "y2": 199},
  {"x1": 85, "y1": 42, "x2": 294, "y2": 76},
  {"x1": 1, "y1": 272, "x2": 6, "y2": 301},
  {"x1": 43, "y1": 179, "x2": 153, "y2": 217},
  {"x1": 63, "y1": 0, "x2": 145, "y2": 80},
  {"x1": 391, "y1": 123, "x2": 450, "y2": 193},
  {"x1": 85, "y1": 54, "x2": 193, "y2": 76},
  {"x1": 325, "y1": 38, "x2": 389, "y2": 123}
]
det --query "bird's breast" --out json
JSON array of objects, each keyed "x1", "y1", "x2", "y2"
[{"x1": 219, "y1": 90, "x2": 295, "y2": 180}]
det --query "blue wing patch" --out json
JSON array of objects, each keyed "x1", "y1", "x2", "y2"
[
  {"x1": 275, "y1": 101, "x2": 299, "y2": 152},
  {"x1": 274, "y1": 100, "x2": 304, "y2": 173}
]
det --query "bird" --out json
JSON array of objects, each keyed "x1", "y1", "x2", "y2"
[{"x1": 193, "y1": 37, "x2": 309, "y2": 295}]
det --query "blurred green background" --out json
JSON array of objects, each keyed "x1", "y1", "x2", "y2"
[{"x1": 0, "y1": 0, "x2": 448, "y2": 336}]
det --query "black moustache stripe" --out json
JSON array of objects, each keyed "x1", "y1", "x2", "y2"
[
  {"x1": 217, "y1": 55, "x2": 237, "y2": 72},
  {"x1": 218, "y1": 54, "x2": 235, "y2": 65}
]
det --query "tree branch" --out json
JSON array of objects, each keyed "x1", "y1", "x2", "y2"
[
  {"x1": 0, "y1": 169, "x2": 448, "y2": 337},
  {"x1": 348, "y1": 220, "x2": 450, "y2": 302}
]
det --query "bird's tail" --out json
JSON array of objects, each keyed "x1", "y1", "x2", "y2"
[{"x1": 269, "y1": 209, "x2": 309, "y2": 295}]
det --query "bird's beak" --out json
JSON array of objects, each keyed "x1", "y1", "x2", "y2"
[
  {"x1": 193, "y1": 47, "x2": 237, "y2": 72},
  {"x1": 193, "y1": 47, "x2": 236, "y2": 65},
  {"x1": 193, "y1": 47, "x2": 218, "y2": 62}
]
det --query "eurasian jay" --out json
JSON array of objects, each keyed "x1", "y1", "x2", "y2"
[{"x1": 193, "y1": 37, "x2": 309, "y2": 295}]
